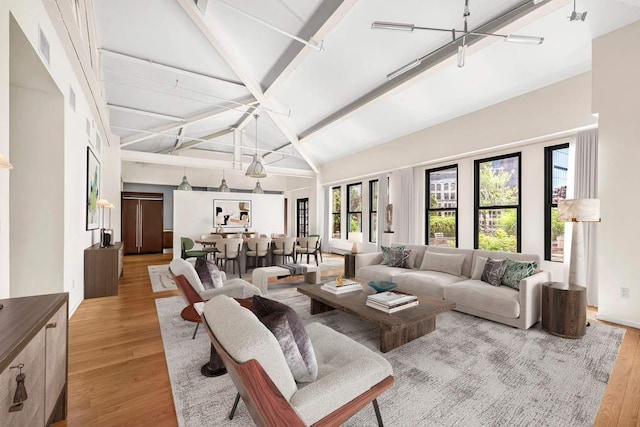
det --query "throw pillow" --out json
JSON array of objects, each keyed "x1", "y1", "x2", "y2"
[
  {"x1": 194, "y1": 258, "x2": 224, "y2": 289},
  {"x1": 251, "y1": 296, "x2": 318, "y2": 383},
  {"x1": 481, "y1": 258, "x2": 508, "y2": 287},
  {"x1": 381, "y1": 245, "x2": 405, "y2": 265},
  {"x1": 471, "y1": 256, "x2": 489, "y2": 280},
  {"x1": 419, "y1": 251, "x2": 466, "y2": 276},
  {"x1": 501, "y1": 259, "x2": 538, "y2": 290},
  {"x1": 388, "y1": 249, "x2": 411, "y2": 268}
]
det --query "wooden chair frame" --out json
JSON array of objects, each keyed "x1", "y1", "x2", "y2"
[
  {"x1": 202, "y1": 314, "x2": 394, "y2": 426},
  {"x1": 172, "y1": 274, "x2": 204, "y2": 339}
]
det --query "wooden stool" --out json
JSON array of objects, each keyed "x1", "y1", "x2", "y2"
[{"x1": 541, "y1": 282, "x2": 587, "y2": 338}]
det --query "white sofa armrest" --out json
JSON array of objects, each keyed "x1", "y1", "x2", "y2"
[
  {"x1": 355, "y1": 252, "x2": 383, "y2": 270},
  {"x1": 518, "y1": 270, "x2": 551, "y2": 329},
  {"x1": 200, "y1": 280, "x2": 261, "y2": 300}
]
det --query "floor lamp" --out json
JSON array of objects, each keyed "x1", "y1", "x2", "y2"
[{"x1": 557, "y1": 198, "x2": 601, "y2": 288}]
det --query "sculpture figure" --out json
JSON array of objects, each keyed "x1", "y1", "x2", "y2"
[{"x1": 385, "y1": 203, "x2": 393, "y2": 232}]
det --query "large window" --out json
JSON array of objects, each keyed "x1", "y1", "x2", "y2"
[
  {"x1": 331, "y1": 187, "x2": 341, "y2": 239},
  {"x1": 347, "y1": 183, "x2": 362, "y2": 238},
  {"x1": 426, "y1": 165, "x2": 458, "y2": 247},
  {"x1": 369, "y1": 180, "x2": 379, "y2": 243},
  {"x1": 296, "y1": 198, "x2": 309, "y2": 238},
  {"x1": 475, "y1": 153, "x2": 521, "y2": 252},
  {"x1": 545, "y1": 143, "x2": 569, "y2": 262}
]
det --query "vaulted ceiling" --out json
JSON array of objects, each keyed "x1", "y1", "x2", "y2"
[{"x1": 94, "y1": 0, "x2": 640, "y2": 176}]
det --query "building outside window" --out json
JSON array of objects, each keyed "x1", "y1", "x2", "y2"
[
  {"x1": 347, "y1": 183, "x2": 362, "y2": 239},
  {"x1": 545, "y1": 143, "x2": 569, "y2": 262},
  {"x1": 331, "y1": 187, "x2": 341, "y2": 239},
  {"x1": 426, "y1": 165, "x2": 458, "y2": 247},
  {"x1": 475, "y1": 153, "x2": 521, "y2": 252},
  {"x1": 369, "y1": 180, "x2": 378, "y2": 243}
]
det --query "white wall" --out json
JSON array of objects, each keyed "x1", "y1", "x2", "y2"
[
  {"x1": 593, "y1": 19, "x2": 640, "y2": 328},
  {"x1": 0, "y1": 0, "x2": 10, "y2": 294},
  {"x1": 173, "y1": 191, "x2": 285, "y2": 259}
]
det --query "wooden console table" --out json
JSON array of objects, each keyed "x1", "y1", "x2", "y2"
[
  {"x1": 541, "y1": 282, "x2": 587, "y2": 338},
  {"x1": 84, "y1": 242, "x2": 124, "y2": 298}
]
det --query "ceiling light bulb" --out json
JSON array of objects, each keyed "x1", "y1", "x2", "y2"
[
  {"x1": 457, "y1": 45, "x2": 466, "y2": 68},
  {"x1": 386, "y1": 59, "x2": 421, "y2": 80},
  {"x1": 504, "y1": 34, "x2": 544, "y2": 45},
  {"x1": 371, "y1": 21, "x2": 415, "y2": 32}
]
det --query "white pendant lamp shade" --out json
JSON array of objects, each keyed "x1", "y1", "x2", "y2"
[
  {"x1": 252, "y1": 180, "x2": 264, "y2": 194},
  {"x1": 218, "y1": 170, "x2": 230, "y2": 192},
  {"x1": 246, "y1": 114, "x2": 267, "y2": 178},
  {"x1": 177, "y1": 175, "x2": 193, "y2": 191},
  {"x1": 0, "y1": 152, "x2": 13, "y2": 169},
  {"x1": 558, "y1": 199, "x2": 601, "y2": 222}
]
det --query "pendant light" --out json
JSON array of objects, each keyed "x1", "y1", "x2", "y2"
[
  {"x1": 218, "y1": 169, "x2": 230, "y2": 192},
  {"x1": 177, "y1": 168, "x2": 193, "y2": 191},
  {"x1": 245, "y1": 114, "x2": 267, "y2": 178},
  {"x1": 252, "y1": 180, "x2": 264, "y2": 194}
]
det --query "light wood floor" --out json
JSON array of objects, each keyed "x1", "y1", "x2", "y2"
[{"x1": 60, "y1": 253, "x2": 639, "y2": 426}]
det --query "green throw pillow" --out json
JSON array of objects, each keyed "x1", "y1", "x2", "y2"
[
  {"x1": 381, "y1": 245, "x2": 405, "y2": 265},
  {"x1": 501, "y1": 259, "x2": 538, "y2": 290}
]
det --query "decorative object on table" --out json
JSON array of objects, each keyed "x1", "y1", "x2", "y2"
[
  {"x1": 336, "y1": 273, "x2": 345, "y2": 286},
  {"x1": 245, "y1": 114, "x2": 267, "y2": 178},
  {"x1": 368, "y1": 280, "x2": 398, "y2": 293},
  {"x1": 541, "y1": 282, "x2": 587, "y2": 339},
  {"x1": 213, "y1": 199, "x2": 251, "y2": 228},
  {"x1": 321, "y1": 279, "x2": 362, "y2": 294},
  {"x1": 558, "y1": 199, "x2": 600, "y2": 288},
  {"x1": 371, "y1": 0, "x2": 544, "y2": 76},
  {"x1": 85, "y1": 146, "x2": 100, "y2": 230},
  {"x1": 348, "y1": 232, "x2": 363, "y2": 254},
  {"x1": 177, "y1": 167, "x2": 193, "y2": 191},
  {"x1": 96, "y1": 198, "x2": 111, "y2": 247},
  {"x1": 0, "y1": 151, "x2": 14, "y2": 169},
  {"x1": 217, "y1": 169, "x2": 230, "y2": 192},
  {"x1": 366, "y1": 291, "x2": 418, "y2": 313},
  {"x1": 384, "y1": 203, "x2": 393, "y2": 233}
]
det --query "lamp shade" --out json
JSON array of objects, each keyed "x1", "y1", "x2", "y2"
[
  {"x1": 252, "y1": 180, "x2": 264, "y2": 194},
  {"x1": 0, "y1": 152, "x2": 13, "y2": 169},
  {"x1": 96, "y1": 199, "x2": 110, "y2": 207},
  {"x1": 558, "y1": 199, "x2": 600, "y2": 222},
  {"x1": 177, "y1": 175, "x2": 193, "y2": 191},
  {"x1": 245, "y1": 154, "x2": 267, "y2": 178},
  {"x1": 348, "y1": 232, "x2": 363, "y2": 243}
]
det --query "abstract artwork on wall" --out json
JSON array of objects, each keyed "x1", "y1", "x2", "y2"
[
  {"x1": 86, "y1": 146, "x2": 100, "y2": 230},
  {"x1": 214, "y1": 200, "x2": 251, "y2": 228}
]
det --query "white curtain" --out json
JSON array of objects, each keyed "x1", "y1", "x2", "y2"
[
  {"x1": 574, "y1": 129, "x2": 599, "y2": 306},
  {"x1": 395, "y1": 167, "x2": 419, "y2": 244}
]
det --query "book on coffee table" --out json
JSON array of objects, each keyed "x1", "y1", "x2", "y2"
[
  {"x1": 367, "y1": 291, "x2": 417, "y2": 307},
  {"x1": 366, "y1": 299, "x2": 419, "y2": 313},
  {"x1": 324, "y1": 279, "x2": 361, "y2": 289},
  {"x1": 321, "y1": 283, "x2": 362, "y2": 294}
]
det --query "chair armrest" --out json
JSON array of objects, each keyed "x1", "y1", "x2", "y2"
[
  {"x1": 518, "y1": 270, "x2": 551, "y2": 329},
  {"x1": 355, "y1": 252, "x2": 383, "y2": 270},
  {"x1": 200, "y1": 280, "x2": 261, "y2": 300}
]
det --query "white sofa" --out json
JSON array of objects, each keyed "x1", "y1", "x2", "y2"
[{"x1": 356, "y1": 245, "x2": 551, "y2": 329}]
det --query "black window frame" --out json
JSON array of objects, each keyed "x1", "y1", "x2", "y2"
[
  {"x1": 544, "y1": 143, "x2": 570, "y2": 261},
  {"x1": 369, "y1": 180, "x2": 379, "y2": 243},
  {"x1": 296, "y1": 197, "x2": 309, "y2": 238},
  {"x1": 346, "y1": 182, "x2": 362, "y2": 240},
  {"x1": 474, "y1": 152, "x2": 522, "y2": 252},
  {"x1": 331, "y1": 186, "x2": 341, "y2": 239},
  {"x1": 425, "y1": 164, "x2": 458, "y2": 247}
]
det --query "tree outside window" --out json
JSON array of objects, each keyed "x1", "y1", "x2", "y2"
[
  {"x1": 347, "y1": 183, "x2": 362, "y2": 238},
  {"x1": 545, "y1": 144, "x2": 569, "y2": 261},
  {"x1": 331, "y1": 187, "x2": 341, "y2": 239},
  {"x1": 426, "y1": 165, "x2": 458, "y2": 247}
]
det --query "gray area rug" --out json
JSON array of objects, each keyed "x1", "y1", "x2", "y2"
[
  {"x1": 155, "y1": 283, "x2": 624, "y2": 426},
  {"x1": 148, "y1": 257, "x2": 344, "y2": 292}
]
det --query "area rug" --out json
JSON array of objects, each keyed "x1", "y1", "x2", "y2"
[
  {"x1": 149, "y1": 257, "x2": 344, "y2": 292},
  {"x1": 155, "y1": 284, "x2": 625, "y2": 427}
]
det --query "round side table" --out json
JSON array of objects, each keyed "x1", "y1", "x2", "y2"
[{"x1": 541, "y1": 282, "x2": 587, "y2": 339}]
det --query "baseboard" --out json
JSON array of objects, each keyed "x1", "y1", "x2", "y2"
[{"x1": 595, "y1": 313, "x2": 640, "y2": 330}]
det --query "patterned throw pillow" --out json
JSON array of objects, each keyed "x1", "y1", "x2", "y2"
[
  {"x1": 381, "y1": 245, "x2": 405, "y2": 265},
  {"x1": 501, "y1": 259, "x2": 538, "y2": 290},
  {"x1": 388, "y1": 249, "x2": 411, "y2": 268},
  {"x1": 481, "y1": 258, "x2": 508, "y2": 287},
  {"x1": 194, "y1": 258, "x2": 224, "y2": 289},
  {"x1": 251, "y1": 296, "x2": 318, "y2": 383}
]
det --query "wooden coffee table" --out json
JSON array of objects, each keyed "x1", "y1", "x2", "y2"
[{"x1": 297, "y1": 280, "x2": 455, "y2": 352}]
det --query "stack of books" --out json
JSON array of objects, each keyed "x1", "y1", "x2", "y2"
[
  {"x1": 366, "y1": 291, "x2": 419, "y2": 313},
  {"x1": 321, "y1": 279, "x2": 363, "y2": 294}
]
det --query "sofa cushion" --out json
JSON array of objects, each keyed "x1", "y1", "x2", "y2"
[
  {"x1": 501, "y1": 259, "x2": 538, "y2": 290},
  {"x1": 423, "y1": 246, "x2": 474, "y2": 277},
  {"x1": 381, "y1": 245, "x2": 405, "y2": 265},
  {"x1": 357, "y1": 264, "x2": 415, "y2": 282},
  {"x1": 419, "y1": 251, "x2": 465, "y2": 276},
  {"x1": 292, "y1": 322, "x2": 392, "y2": 425},
  {"x1": 444, "y1": 280, "x2": 520, "y2": 319},
  {"x1": 252, "y1": 296, "x2": 318, "y2": 383},
  {"x1": 470, "y1": 256, "x2": 488, "y2": 280},
  {"x1": 473, "y1": 249, "x2": 540, "y2": 266},
  {"x1": 481, "y1": 258, "x2": 508, "y2": 286},
  {"x1": 388, "y1": 249, "x2": 411, "y2": 268},
  {"x1": 393, "y1": 270, "x2": 464, "y2": 299}
]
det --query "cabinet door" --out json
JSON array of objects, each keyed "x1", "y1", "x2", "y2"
[
  {"x1": 45, "y1": 303, "x2": 67, "y2": 419},
  {"x1": 121, "y1": 198, "x2": 139, "y2": 254},
  {"x1": 140, "y1": 199, "x2": 163, "y2": 254}
]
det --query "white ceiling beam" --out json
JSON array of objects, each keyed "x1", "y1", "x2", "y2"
[
  {"x1": 100, "y1": 47, "x2": 245, "y2": 87},
  {"x1": 121, "y1": 150, "x2": 315, "y2": 178},
  {"x1": 119, "y1": 95, "x2": 256, "y2": 147},
  {"x1": 263, "y1": 0, "x2": 359, "y2": 95},
  {"x1": 157, "y1": 128, "x2": 234, "y2": 154},
  {"x1": 107, "y1": 104, "x2": 185, "y2": 122},
  {"x1": 298, "y1": 0, "x2": 568, "y2": 143},
  {"x1": 174, "y1": 0, "x2": 319, "y2": 173}
]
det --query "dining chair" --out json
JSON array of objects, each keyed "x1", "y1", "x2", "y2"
[
  {"x1": 296, "y1": 235, "x2": 320, "y2": 266},
  {"x1": 245, "y1": 237, "x2": 270, "y2": 272},
  {"x1": 272, "y1": 237, "x2": 297, "y2": 265},
  {"x1": 180, "y1": 237, "x2": 208, "y2": 261},
  {"x1": 200, "y1": 233, "x2": 220, "y2": 260},
  {"x1": 309, "y1": 234, "x2": 323, "y2": 263},
  {"x1": 217, "y1": 238, "x2": 244, "y2": 277}
]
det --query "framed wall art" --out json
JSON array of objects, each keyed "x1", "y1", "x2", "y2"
[
  {"x1": 214, "y1": 199, "x2": 251, "y2": 228},
  {"x1": 86, "y1": 146, "x2": 100, "y2": 230}
]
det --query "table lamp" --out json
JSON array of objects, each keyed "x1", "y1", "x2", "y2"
[
  {"x1": 348, "y1": 232, "x2": 363, "y2": 254},
  {"x1": 558, "y1": 198, "x2": 600, "y2": 287}
]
